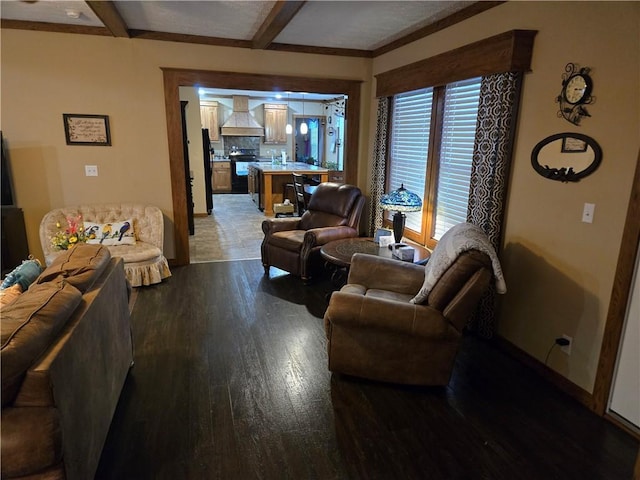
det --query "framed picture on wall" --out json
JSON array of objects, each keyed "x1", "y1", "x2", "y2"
[
  {"x1": 63, "y1": 114, "x2": 111, "y2": 146},
  {"x1": 561, "y1": 136, "x2": 587, "y2": 153}
]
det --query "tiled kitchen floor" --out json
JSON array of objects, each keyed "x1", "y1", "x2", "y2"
[{"x1": 189, "y1": 194, "x2": 266, "y2": 263}]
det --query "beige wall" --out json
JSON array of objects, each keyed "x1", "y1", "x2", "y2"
[
  {"x1": 179, "y1": 86, "x2": 207, "y2": 215},
  {"x1": 372, "y1": 1, "x2": 640, "y2": 392},
  {"x1": 2, "y1": 1, "x2": 638, "y2": 395},
  {"x1": 0, "y1": 30, "x2": 371, "y2": 260}
]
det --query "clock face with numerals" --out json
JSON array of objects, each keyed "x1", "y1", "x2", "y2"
[
  {"x1": 556, "y1": 64, "x2": 594, "y2": 125},
  {"x1": 564, "y1": 74, "x2": 590, "y2": 104}
]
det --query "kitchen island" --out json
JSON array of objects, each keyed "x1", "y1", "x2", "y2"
[{"x1": 249, "y1": 162, "x2": 329, "y2": 215}]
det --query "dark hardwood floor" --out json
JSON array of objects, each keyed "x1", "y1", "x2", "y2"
[{"x1": 96, "y1": 260, "x2": 638, "y2": 480}]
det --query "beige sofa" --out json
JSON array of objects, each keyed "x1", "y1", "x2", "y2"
[
  {"x1": 40, "y1": 203, "x2": 171, "y2": 287},
  {"x1": 1, "y1": 244, "x2": 133, "y2": 480}
]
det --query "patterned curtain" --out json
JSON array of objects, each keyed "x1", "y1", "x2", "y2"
[
  {"x1": 467, "y1": 71, "x2": 523, "y2": 337},
  {"x1": 367, "y1": 97, "x2": 391, "y2": 236}
]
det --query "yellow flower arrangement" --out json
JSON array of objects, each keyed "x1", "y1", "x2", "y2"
[{"x1": 51, "y1": 214, "x2": 87, "y2": 250}]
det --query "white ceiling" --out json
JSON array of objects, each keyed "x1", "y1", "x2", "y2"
[
  {"x1": 1, "y1": 0, "x2": 491, "y2": 100},
  {"x1": 0, "y1": 0, "x2": 478, "y2": 52}
]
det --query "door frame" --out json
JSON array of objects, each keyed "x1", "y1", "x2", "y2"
[
  {"x1": 592, "y1": 149, "x2": 640, "y2": 422},
  {"x1": 162, "y1": 68, "x2": 362, "y2": 265}
]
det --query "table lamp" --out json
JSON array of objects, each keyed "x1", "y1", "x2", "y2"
[{"x1": 380, "y1": 184, "x2": 422, "y2": 244}]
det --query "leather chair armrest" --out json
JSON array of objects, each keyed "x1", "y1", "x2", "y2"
[
  {"x1": 262, "y1": 217, "x2": 302, "y2": 235},
  {"x1": 347, "y1": 253, "x2": 426, "y2": 295},
  {"x1": 326, "y1": 292, "x2": 454, "y2": 339},
  {"x1": 303, "y1": 226, "x2": 357, "y2": 247}
]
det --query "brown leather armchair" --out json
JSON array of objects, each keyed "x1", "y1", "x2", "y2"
[
  {"x1": 323, "y1": 250, "x2": 493, "y2": 386},
  {"x1": 261, "y1": 182, "x2": 365, "y2": 283}
]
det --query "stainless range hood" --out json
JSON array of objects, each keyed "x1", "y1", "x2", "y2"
[{"x1": 220, "y1": 95, "x2": 264, "y2": 137}]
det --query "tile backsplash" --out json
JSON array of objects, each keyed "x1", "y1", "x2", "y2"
[{"x1": 221, "y1": 136, "x2": 260, "y2": 155}]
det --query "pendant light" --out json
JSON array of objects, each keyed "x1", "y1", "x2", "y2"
[
  {"x1": 285, "y1": 92, "x2": 293, "y2": 135},
  {"x1": 300, "y1": 93, "x2": 308, "y2": 135}
]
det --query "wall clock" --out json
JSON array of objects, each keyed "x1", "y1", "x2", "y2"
[{"x1": 556, "y1": 63, "x2": 594, "y2": 126}]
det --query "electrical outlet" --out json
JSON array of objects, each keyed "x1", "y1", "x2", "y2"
[
  {"x1": 561, "y1": 334, "x2": 572, "y2": 355},
  {"x1": 85, "y1": 165, "x2": 98, "y2": 177}
]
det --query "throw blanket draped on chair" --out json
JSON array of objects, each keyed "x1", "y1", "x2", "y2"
[{"x1": 411, "y1": 222, "x2": 507, "y2": 304}]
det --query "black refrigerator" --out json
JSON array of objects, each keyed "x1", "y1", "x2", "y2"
[{"x1": 202, "y1": 129, "x2": 213, "y2": 214}]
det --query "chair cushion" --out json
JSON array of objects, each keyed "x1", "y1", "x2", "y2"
[
  {"x1": 366, "y1": 288, "x2": 415, "y2": 303},
  {"x1": 1, "y1": 279, "x2": 82, "y2": 407},
  {"x1": 36, "y1": 243, "x2": 111, "y2": 293},
  {"x1": 1, "y1": 407, "x2": 63, "y2": 478},
  {"x1": 105, "y1": 241, "x2": 162, "y2": 263},
  {"x1": 269, "y1": 230, "x2": 306, "y2": 252}
]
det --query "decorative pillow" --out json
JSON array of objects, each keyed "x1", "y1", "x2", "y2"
[
  {"x1": 1, "y1": 259, "x2": 43, "y2": 291},
  {"x1": 84, "y1": 219, "x2": 135, "y2": 246}
]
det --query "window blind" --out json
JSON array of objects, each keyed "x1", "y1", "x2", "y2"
[
  {"x1": 433, "y1": 78, "x2": 481, "y2": 240},
  {"x1": 388, "y1": 88, "x2": 433, "y2": 233}
]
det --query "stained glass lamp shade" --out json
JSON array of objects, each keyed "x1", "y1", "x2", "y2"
[{"x1": 380, "y1": 184, "x2": 422, "y2": 244}]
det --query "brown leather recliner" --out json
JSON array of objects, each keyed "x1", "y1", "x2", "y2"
[
  {"x1": 261, "y1": 182, "x2": 365, "y2": 283},
  {"x1": 323, "y1": 250, "x2": 493, "y2": 386}
]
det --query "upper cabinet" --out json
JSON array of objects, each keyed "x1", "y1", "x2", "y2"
[
  {"x1": 200, "y1": 102, "x2": 219, "y2": 141},
  {"x1": 263, "y1": 103, "x2": 287, "y2": 144}
]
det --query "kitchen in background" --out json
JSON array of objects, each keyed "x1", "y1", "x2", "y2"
[{"x1": 180, "y1": 86, "x2": 346, "y2": 261}]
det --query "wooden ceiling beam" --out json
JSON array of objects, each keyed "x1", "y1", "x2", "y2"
[
  {"x1": 86, "y1": 0, "x2": 130, "y2": 38},
  {"x1": 252, "y1": 0, "x2": 305, "y2": 50}
]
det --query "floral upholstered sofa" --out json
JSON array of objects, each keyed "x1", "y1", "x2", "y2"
[{"x1": 39, "y1": 204, "x2": 171, "y2": 287}]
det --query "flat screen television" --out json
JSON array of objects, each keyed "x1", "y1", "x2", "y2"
[{"x1": 1, "y1": 132, "x2": 16, "y2": 207}]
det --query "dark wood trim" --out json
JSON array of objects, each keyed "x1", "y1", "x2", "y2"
[
  {"x1": 492, "y1": 335, "x2": 593, "y2": 408},
  {"x1": 604, "y1": 413, "x2": 640, "y2": 441},
  {"x1": 86, "y1": 0, "x2": 129, "y2": 38},
  {"x1": 162, "y1": 68, "x2": 362, "y2": 265},
  {"x1": 592, "y1": 149, "x2": 640, "y2": 414},
  {"x1": 373, "y1": 1, "x2": 505, "y2": 57},
  {"x1": 635, "y1": 446, "x2": 640, "y2": 480},
  {"x1": 0, "y1": 19, "x2": 112, "y2": 36},
  {"x1": 131, "y1": 30, "x2": 254, "y2": 48},
  {"x1": 252, "y1": 1, "x2": 306, "y2": 50},
  {"x1": 423, "y1": 86, "x2": 446, "y2": 250},
  {"x1": 264, "y1": 42, "x2": 373, "y2": 58},
  {"x1": 375, "y1": 30, "x2": 537, "y2": 97},
  {"x1": 1, "y1": 5, "x2": 495, "y2": 59}
]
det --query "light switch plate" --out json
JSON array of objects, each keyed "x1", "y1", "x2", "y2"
[
  {"x1": 582, "y1": 203, "x2": 595, "y2": 223},
  {"x1": 85, "y1": 165, "x2": 98, "y2": 177}
]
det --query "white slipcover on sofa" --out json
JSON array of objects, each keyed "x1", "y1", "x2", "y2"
[{"x1": 40, "y1": 204, "x2": 171, "y2": 287}]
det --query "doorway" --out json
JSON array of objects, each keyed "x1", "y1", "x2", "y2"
[
  {"x1": 293, "y1": 115, "x2": 325, "y2": 166},
  {"x1": 162, "y1": 68, "x2": 362, "y2": 265}
]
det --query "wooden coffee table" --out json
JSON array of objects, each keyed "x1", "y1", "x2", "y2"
[{"x1": 321, "y1": 237, "x2": 431, "y2": 284}]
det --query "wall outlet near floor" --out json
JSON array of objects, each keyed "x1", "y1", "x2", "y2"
[
  {"x1": 561, "y1": 334, "x2": 572, "y2": 355},
  {"x1": 85, "y1": 165, "x2": 98, "y2": 177}
]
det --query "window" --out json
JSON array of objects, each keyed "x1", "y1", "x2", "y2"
[
  {"x1": 386, "y1": 77, "x2": 481, "y2": 247},
  {"x1": 388, "y1": 88, "x2": 433, "y2": 233}
]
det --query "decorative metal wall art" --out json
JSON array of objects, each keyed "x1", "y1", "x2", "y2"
[
  {"x1": 556, "y1": 63, "x2": 594, "y2": 126},
  {"x1": 531, "y1": 132, "x2": 602, "y2": 182}
]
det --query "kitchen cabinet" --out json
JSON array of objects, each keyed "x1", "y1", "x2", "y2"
[
  {"x1": 212, "y1": 161, "x2": 231, "y2": 192},
  {"x1": 200, "y1": 102, "x2": 219, "y2": 141},
  {"x1": 263, "y1": 104, "x2": 287, "y2": 145}
]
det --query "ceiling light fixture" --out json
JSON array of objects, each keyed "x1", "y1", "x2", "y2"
[
  {"x1": 285, "y1": 92, "x2": 293, "y2": 135},
  {"x1": 300, "y1": 93, "x2": 308, "y2": 135}
]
